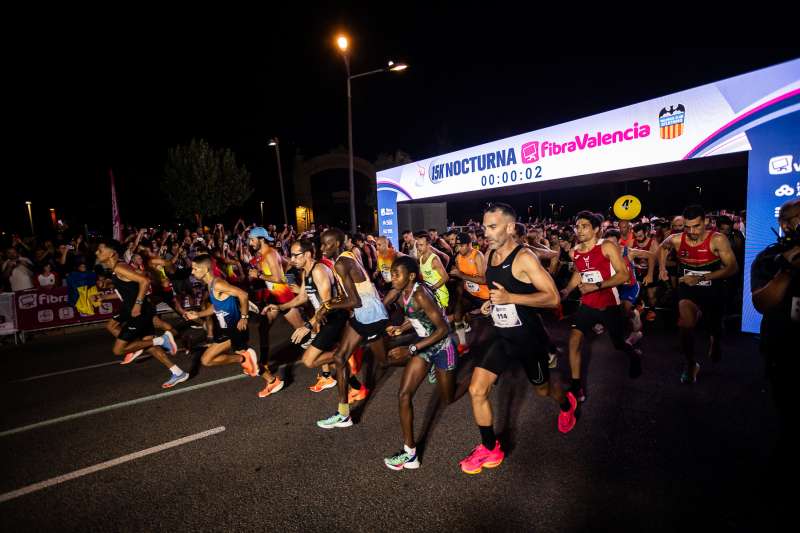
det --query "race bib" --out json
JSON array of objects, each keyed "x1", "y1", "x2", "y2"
[
  {"x1": 491, "y1": 304, "x2": 522, "y2": 328},
  {"x1": 308, "y1": 292, "x2": 321, "y2": 311},
  {"x1": 684, "y1": 269, "x2": 712, "y2": 287},
  {"x1": 214, "y1": 310, "x2": 228, "y2": 329},
  {"x1": 381, "y1": 269, "x2": 392, "y2": 282},
  {"x1": 465, "y1": 281, "x2": 480, "y2": 293},
  {"x1": 580, "y1": 270, "x2": 603, "y2": 284},
  {"x1": 791, "y1": 296, "x2": 800, "y2": 322},
  {"x1": 409, "y1": 318, "x2": 428, "y2": 337}
]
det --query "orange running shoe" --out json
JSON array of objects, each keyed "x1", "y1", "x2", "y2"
[
  {"x1": 348, "y1": 346, "x2": 364, "y2": 375},
  {"x1": 309, "y1": 375, "x2": 337, "y2": 393},
  {"x1": 258, "y1": 376, "x2": 284, "y2": 398},
  {"x1": 239, "y1": 348, "x2": 259, "y2": 377},
  {"x1": 348, "y1": 385, "x2": 370, "y2": 404}
]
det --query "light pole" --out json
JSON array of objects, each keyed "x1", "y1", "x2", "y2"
[
  {"x1": 336, "y1": 34, "x2": 407, "y2": 233},
  {"x1": 268, "y1": 138, "x2": 289, "y2": 227},
  {"x1": 25, "y1": 201, "x2": 34, "y2": 235},
  {"x1": 260, "y1": 201, "x2": 264, "y2": 224}
]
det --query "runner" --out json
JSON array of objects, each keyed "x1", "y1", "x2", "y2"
[
  {"x1": 184, "y1": 254, "x2": 258, "y2": 373},
  {"x1": 382, "y1": 256, "x2": 457, "y2": 470},
  {"x1": 603, "y1": 228, "x2": 644, "y2": 347},
  {"x1": 449, "y1": 232, "x2": 489, "y2": 354},
  {"x1": 659, "y1": 205, "x2": 738, "y2": 383},
  {"x1": 459, "y1": 203, "x2": 577, "y2": 475},
  {"x1": 271, "y1": 239, "x2": 349, "y2": 393},
  {"x1": 559, "y1": 211, "x2": 643, "y2": 404},
  {"x1": 630, "y1": 223, "x2": 659, "y2": 321},
  {"x1": 247, "y1": 227, "x2": 305, "y2": 398},
  {"x1": 93, "y1": 240, "x2": 188, "y2": 388},
  {"x1": 310, "y1": 228, "x2": 389, "y2": 429},
  {"x1": 415, "y1": 232, "x2": 449, "y2": 309},
  {"x1": 373, "y1": 236, "x2": 402, "y2": 294}
]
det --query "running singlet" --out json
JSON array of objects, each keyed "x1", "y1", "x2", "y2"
[
  {"x1": 304, "y1": 262, "x2": 338, "y2": 311},
  {"x1": 112, "y1": 270, "x2": 153, "y2": 316},
  {"x1": 420, "y1": 252, "x2": 449, "y2": 308},
  {"x1": 251, "y1": 251, "x2": 294, "y2": 304},
  {"x1": 677, "y1": 231, "x2": 721, "y2": 287},
  {"x1": 376, "y1": 249, "x2": 397, "y2": 283},
  {"x1": 485, "y1": 246, "x2": 541, "y2": 340},
  {"x1": 209, "y1": 278, "x2": 241, "y2": 329},
  {"x1": 631, "y1": 238, "x2": 653, "y2": 275},
  {"x1": 334, "y1": 251, "x2": 388, "y2": 325},
  {"x1": 455, "y1": 248, "x2": 489, "y2": 299},
  {"x1": 402, "y1": 282, "x2": 452, "y2": 357},
  {"x1": 620, "y1": 247, "x2": 637, "y2": 286},
  {"x1": 572, "y1": 240, "x2": 620, "y2": 309}
]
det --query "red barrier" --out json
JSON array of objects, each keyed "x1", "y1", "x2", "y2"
[{"x1": 14, "y1": 287, "x2": 122, "y2": 332}]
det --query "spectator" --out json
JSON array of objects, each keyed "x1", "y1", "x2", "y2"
[
  {"x1": 2, "y1": 247, "x2": 35, "y2": 291},
  {"x1": 36, "y1": 263, "x2": 58, "y2": 288}
]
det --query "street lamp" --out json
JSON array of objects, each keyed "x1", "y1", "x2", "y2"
[
  {"x1": 335, "y1": 33, "x2": 408, "y2": 233},
  {"x1": 260, "y1": 201, "x2": 264, "y2": 224},
  {"x1": 268, "y1": 138, "x2": 289, "y2": 227},
  {"x1": 25, "y1": 201, "x2": 34, "y2": 235}
]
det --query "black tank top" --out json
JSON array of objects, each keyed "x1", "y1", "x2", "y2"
[
  {"x1": 486, "y1": 245, "x2": 544, "y2": 340},
  {"x1": 112, "y1": 270, "x2": 142, "y2": 313},
  {"x1": 305, "y1": 263, "x2": 346, "y2": 319}
]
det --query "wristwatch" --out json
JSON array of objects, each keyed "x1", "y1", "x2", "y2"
[
  {"x1": 242, "y1": 314, "x2": 249, "y2": 319},
  {"x1": 304, "y1": 321, "x2": 312, "y2": 330},
  {"x1": 135, "y1": 299, "x2": 144, "y2": 305},
  {"x1": 408, "y1": 344, "x2": 418, "y2": 355}
]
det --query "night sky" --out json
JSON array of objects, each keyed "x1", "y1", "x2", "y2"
[{"x1": 5, "y1": 9, "x2": 798, "y2": 235}]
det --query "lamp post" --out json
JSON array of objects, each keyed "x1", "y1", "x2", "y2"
[
  {"x1": 336, "y1": 34, "x2": 407, "y2": 233},
  {"x1": 268, "y1": 138, "x2": 289, "y2": 227},
  {"x1": 25, "y1": 201, "x2": 34, "y2": 235},
  {"x1": 260, "y1": 201, "x2": 264, "y2": 224}
]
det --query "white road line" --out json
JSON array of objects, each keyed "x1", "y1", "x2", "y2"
[
  {"x1": 0, "y1": 374, "x2": 247, "y2": 438},
  {"x1": 0, "y1": 426, "x2": 226, "y2": 504},
  {"x1": 9, "y1": 361, "x2": 122, "y2": 383}
]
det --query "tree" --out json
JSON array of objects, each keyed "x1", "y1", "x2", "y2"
[{"x1": 162, "y1": 138, "x2": 253, "y2": 223}]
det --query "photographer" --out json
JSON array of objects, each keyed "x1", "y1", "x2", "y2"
[
  {"x1": 2, "y1": 246, "x2": 35, "y2": 292},
  {"x1": 751, "y1": 198, "x2": 800, "y2": 464}
]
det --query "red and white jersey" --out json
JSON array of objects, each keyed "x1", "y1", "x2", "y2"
[
  {"x1": 631, "y1": 237, "x2": 653, "y2": 273},
  {"x1": 573, "y1": 239, "x2": 620, "y2": 309}
]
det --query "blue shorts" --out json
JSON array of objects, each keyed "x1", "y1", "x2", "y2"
[
  {"x1": 618, "y1": 282, "x2": 640, "y2": 305},
  {"x1": 418, "y1": 339, "x2": 457, "y2": 371}
]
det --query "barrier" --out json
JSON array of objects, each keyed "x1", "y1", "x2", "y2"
[{"x1": 13, "y1": 287, "x2": 122, "y2": 332}]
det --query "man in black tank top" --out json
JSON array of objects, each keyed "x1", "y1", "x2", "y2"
[
  {"x1": 94, "y1": 240, "x2": 189, "y2": 389},
  {"x1": 459, "y1": 204, "x2": 577, "y2": 475}
]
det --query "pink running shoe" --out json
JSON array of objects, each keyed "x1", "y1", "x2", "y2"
[
  {"x1": 121, "y1": 349, "x2": 144, "y2": 365},
  {"x1": 459, "y1": 440, "x2": 504, "y2": 474},
  {"x1": 558, "y1": 391, "x2": 578, "y2": 433}
]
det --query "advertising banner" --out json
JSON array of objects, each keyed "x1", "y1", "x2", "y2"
[
  {"x1": 14, "y1": 287, "x2": 121, "y2": 332},
  {"x1": 0, "y1": 292, "x2": 16, "y2": 335}
]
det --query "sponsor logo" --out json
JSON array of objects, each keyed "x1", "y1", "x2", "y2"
[
  {"x1": 659, "y1": 104, "x2": 686, "y2": 139},
  {"x1": 38, "y1": 310, "x2": 54, "y2": 323},
  {"x1": 382, "y1": 219, "x2": 393, "y2": 226},
  {"x1": 775, "y1": 206, "x2": 781, "y2": 218},
  {"x1": 58, "y1": 307, "x2": 75, "y2": 320},
  {"x1": 39, "y1": 293, "x2": 69, "y2": 305},
  {"x1": 18, "y1": 294, "x2": 37, "y2": 309},
  {"x1": 775, "y1": 183, "x2": 797, "y2": 197},
  {"x1": 769, "y1": 155, "x2": 798, "y2": 175},
  {"x1": 100, "y1": 303, "x2": 114, "y2": 314},
  {"x1": 380, "y1": 208, "x2": 394, "y2": 216},
  {"x1": 521, "y1": 123, "x2": 650, "y2": 164}
]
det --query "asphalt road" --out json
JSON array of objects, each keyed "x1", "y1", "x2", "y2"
[{"x1": 0, "y1": 314, "x2": 785, "y2": 532}]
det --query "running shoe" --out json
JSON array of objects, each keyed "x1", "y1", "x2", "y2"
[
  {"x1": 384, "y1": 450, "x2": 420, "y2": 470},
  {"x1": 629, "y1": 348, "x2": 643, "y2": 379},
  {"x1": 575, "y1": 387, "x2": 586, "y2": 403},
  {"x1": 239, "y1": 348, "x2": 259, "y2": 377},
  {"x1": 348, "y1": 346, "x2": 364, "y2": 375},
  {"x1": 348, "y1": 385, "x2": 370, "y2": 403},
  {"x1": 680, "y1": 362, "x2": 700, "y2": 384},
  {"x1": 309, "y1": 375, "x2": 337, "y2": 393},
  {"x1": 631, "y1": 309, "x2": 642, "y2": 332},
  {"x1": 316, "y1": 412, "x2": 353, "y2": 429},
  {"x1": 162, "y1": 371, "x2": 189, "y2": 389},
  {"x1": 457, "y1": 343, "x2": 471, "y2": 355},
  {"x1": 121, "y1": 349, "x2": 144, "y2": 365},
  {"x1": 161, "y1": 331, "x2": 178, "y2": 355},
  {"x1": 258, "y1": 376, "x2": 284, "y2": 398},
  {"x1": 548, "y1": 351, "x2": 558, "y2": 369},
  {"x1": 592, "y1": 324, "x2": 605, "y2": 335},
  {"x1": 459, "y1": 441, "x2": 504, "y2": 474},
  {"x1": 558, "y1": 391, "x2": 578, "y2": 433},
  {"x1": 427, "y1": 365, "x2": 437, "y2": 384}
]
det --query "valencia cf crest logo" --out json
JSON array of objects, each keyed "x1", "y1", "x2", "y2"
[{"x1": 659, "y1": 104, "x2": 686, "y2": 139}]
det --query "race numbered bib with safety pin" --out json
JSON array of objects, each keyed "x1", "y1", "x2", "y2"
[
  {"x1": 465, "y1": 281, "x2": 480, "y2": 293},
  {"x1": 381, "y1": 269, "x2": 392, "y2": 282},
  {"x1": 408, "y1": 318, "x2": 429, "y2": 337},
  {"x1": 491, "y1": 303, "x2": 522, "y2": 328},
  {"x1": 683, "y1": 269, "x2": 712, "y2": 287},
  {"x1": 580, "y1": 270, "x2": 603, "y2": 284}
]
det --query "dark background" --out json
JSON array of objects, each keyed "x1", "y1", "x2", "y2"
[{"x1": 4, "y1": 7, "x2": 798, "y2": 236}]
